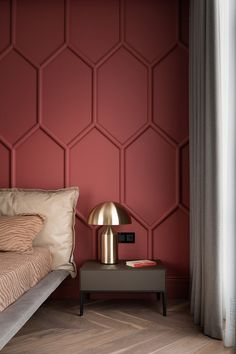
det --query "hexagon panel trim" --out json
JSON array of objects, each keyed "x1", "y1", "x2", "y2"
[
  {"x1": 0, "y1": 50, "x2": 37, "y2": 144},
  {"x1": 70, "y1": 129, "x2": 120, "y2": 219},
  {"x1": 69, "y1": 0, "x2": 120, "y2": 63},
  {"x1": 0, "y1": 0, "x2": 190, "y2": 299},
  {"x1": 124, "y1": 0, "x2": 178, "y2": 62},
  {"x1": 98, "y1": 216, "x2": 148, "y2": 260},
  {"x1": 42, "y1": 49, "x2": 92, "y2": 144},
  {"x1": 125, "y1": 128, "x2": 177, "y2": 225},
  {"x1": 0, "y1": 142, "x2": 10, "y2": 188},
  {"x1": 97, "y1": 48, "x2": 148, "y2": 143},
  {"x1": 74, "y1": 216, "x2": 93, "y2": 266},
  {"x1": 153, "y1": 209, "x2": 189, "y2": 276},
  {"x1": 15, "y1": 129, "x2": 65, "y2": 189},
  {"x1": 0, "y1": 0, "x2": 11, "y2": 53},
  {"x1": 153, "y1": 46, "x2": 189, "y2": 143},
  {"x1": 15, "y1": 0, "x2": 65, "y2": 64}
]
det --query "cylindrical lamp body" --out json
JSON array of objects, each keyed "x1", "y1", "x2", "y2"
[{"x1": 100, "y1": 226, "x2": 118, "y2": 264}]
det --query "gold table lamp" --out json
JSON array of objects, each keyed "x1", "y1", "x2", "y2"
[{"x1": 88, "y1": 201, "x2": 131, "y2": 264}]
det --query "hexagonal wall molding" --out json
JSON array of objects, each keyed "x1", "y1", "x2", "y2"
[
  {"x1": 0, "y1": 50, "x2": 37, "y2": 144},
  {"x1": 97, "y1": 48, "x2": 148, "y2": 143},
  {"x1": 69, "y1": 0, "x2": 119, "y2": 63},
  {"x1": 70, "y1": 129, "x2": 120, "y2": 219},
  {"x1": 117, "y1": 218, "x2": 148, "y2": 260},
  {"x1": 153, "y1": 209, "x2": 189, "y2": 276},
  {"x1": 0, "y1": 142, "x2": 10, "y2": 187},
  {"x1": 0, "y1": 0, "x2": 11, "y2": 53},
  {"x1": 74, "y1": 217, "x2": 93, "y2": 266},
  {"x1": 0, "y1": 1, "x2": 190, "y2": 298},
  {"x1": 98, "y1": 217, "x2": 148, "y2": 260},
  {"x1": 15, "y1": 0, "x2": 65, "y2": 64},
  {"x1": 153, "y1": 47, "x2": 188, "y2": 143},
  {"x1": 125, "y1": 128, "x2": 176, "y2": 225},
  {"x1": 125, "y1": 0, "x2": 178, "y2": 62},
  {"x1": 15, "y1": 129, "x2": 65, "y2": 188},
  {"x1": 42, "y1": 49, "x2": 92, "y2": 144}
]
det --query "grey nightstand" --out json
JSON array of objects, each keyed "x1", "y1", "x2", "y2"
[{"x1": 79, "y1": 260, "x2": 167, "y2": 316}]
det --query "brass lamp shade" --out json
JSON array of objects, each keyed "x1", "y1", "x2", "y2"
[
  {"x1": 88, "y1": 201, "x2": 131, "y2": 226},
  {"x1": 88, "y1": 202, "x2": 131, "y2": 264}
]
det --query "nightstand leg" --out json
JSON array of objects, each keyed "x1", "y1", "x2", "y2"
[
  {"x1": 161, "y1": 291, "x2": 167, "y2": 316},
  {"x1": 80, "y1": 291, "x2": 84, "y2": 316}
]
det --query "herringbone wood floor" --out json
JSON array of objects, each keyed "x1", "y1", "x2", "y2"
[{"x1": 1, "y1": 299, "x2": 235, "y2": 354}]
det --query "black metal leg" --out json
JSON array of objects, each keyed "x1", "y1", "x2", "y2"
[
  {"x1": 156, "y1": 292, "x2": 160, "y2": 301},
  {"x1": 80, "y1": 291, "x2": 84, "y2": 316},
  {"x1": 161, "y1": 291, "x2": 167, "y2": 316}
]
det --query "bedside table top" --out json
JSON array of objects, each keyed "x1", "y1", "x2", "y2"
[{"x1": 80, "y1": 260, "x2": 165, "y2": 271}]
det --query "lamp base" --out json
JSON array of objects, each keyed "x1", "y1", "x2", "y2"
[{"x1": 100, "y1": 226, "x2": 118, "y2": 264}]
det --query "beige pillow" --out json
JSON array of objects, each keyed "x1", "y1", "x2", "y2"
[
  {"x1": 0, "y1": 214, "x2": 44, "y2": 253},
  {"x1": 0, "y1": 187, "x2": 79, "y2": 277}
]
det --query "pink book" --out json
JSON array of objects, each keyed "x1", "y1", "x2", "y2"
[{"x1": 126, "y1": 260, "x2": 157, "y2": 268}]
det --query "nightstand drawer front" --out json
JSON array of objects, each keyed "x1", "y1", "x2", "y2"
[{"x1": 80, "y1": 269, "x2": 165, "y2": 292}]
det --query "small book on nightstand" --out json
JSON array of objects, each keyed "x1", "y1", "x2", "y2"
[{"x1": 125, "y1": 260, "x2": 157, "y2": 268}]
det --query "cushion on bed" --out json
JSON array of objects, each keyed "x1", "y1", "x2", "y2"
[
  {"x1": 0, "y1": 214, "x2": 44, "y2": 253},
  {"x1": 0, "y1": 187, "x2": 79, "y2": 277}
]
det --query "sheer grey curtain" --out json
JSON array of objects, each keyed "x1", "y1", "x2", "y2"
[{"x1": 189, "y1": 0, "x2": 236, "y2": 347}]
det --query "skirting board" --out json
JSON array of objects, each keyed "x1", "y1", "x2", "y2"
[{"x1": 0, "y1": 270, "x2": 69, "y2": 351}]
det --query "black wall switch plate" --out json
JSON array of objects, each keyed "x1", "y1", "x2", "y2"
[{"x1": 118, "y1": 232, "x2": 135, "y2": 243}]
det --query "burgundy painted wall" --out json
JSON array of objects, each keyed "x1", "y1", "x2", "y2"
[{"x1": 0, "y1": 0, "x2": 189, "y2": 299}]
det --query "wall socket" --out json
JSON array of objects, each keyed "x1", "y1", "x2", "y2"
[{"x1": 118, "y1": 232, "x2": 135, "y2": 243}]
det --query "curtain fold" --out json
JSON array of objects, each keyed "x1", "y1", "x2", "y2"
[
  {"x1": 221, "y1": 0, "x2": 236, "y2": 346},
  {"x1": 190, "y1": 0, "x2": 236, "y2": 347},
  {"x1": 189, "y1": 0, "x2": 223, "y2": 339}
]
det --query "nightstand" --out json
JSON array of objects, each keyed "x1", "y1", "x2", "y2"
[{"x1": 79, "y1": 260, "x2": 167, "y2": 316}]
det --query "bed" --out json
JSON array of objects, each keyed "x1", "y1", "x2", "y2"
[
  {"x1": 0, "y1": 187, "x2": 79, "y2": 351},
  {"x1": 0, "y1": 269, "x2": 69, "y2": 351}
]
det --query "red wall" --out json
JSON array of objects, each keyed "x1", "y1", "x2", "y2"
[{"x1": 0, "y1": 0, "x2": 189, "y2": 299}]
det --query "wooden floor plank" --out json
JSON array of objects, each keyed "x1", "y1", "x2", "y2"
[{"x1": 1, "y1": 299, "x2": 234, "y2": 354}]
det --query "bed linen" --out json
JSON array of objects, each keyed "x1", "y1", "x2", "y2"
[{"x1": 0, "y1": 247, "x2": 52, "y2": 311}]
